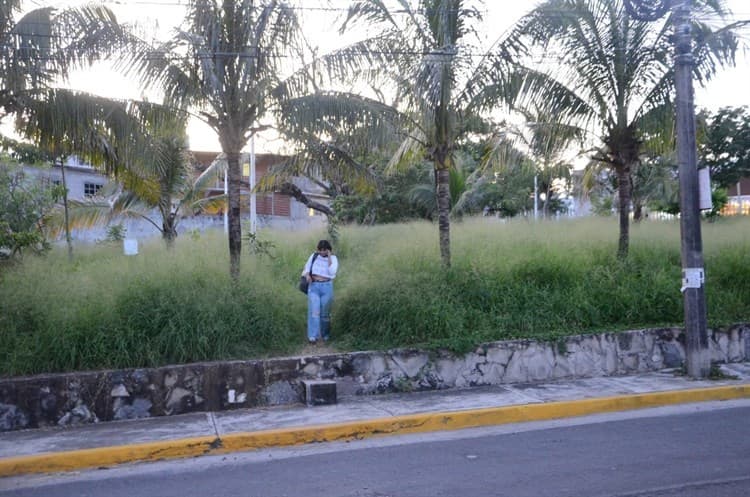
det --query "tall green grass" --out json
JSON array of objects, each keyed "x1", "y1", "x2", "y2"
[{"x1": 2, "y1": 217, "x2": 749, "y2": 376}]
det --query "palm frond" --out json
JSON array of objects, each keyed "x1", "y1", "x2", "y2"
[
  {"x1": 16, "y1": 89, "x2": 133, "y2": 172},
  {"x1": 386, "y1": 131, "x2": 427, "y2": 173},
  {"x1": 407, "y1": 182, "x2": 436, "y2": 213},
  {"x1": 691, "y1": 20, "x2": 749, "y2": 85},
  {"x1": 276, "y1": 34, "x2": 409, "y2": 102},
  {"x1": 637, "y1": 102, "x2": 675, "y2": 157},
  {"x1": 259, "y1": 137, "x2": 378, "y2": 196},
  {"x1": 276, "y1": 91, "x2": 402, "y2": 152},
  {"x1": 117, "y1": 0, "x2": 303, "y2": 135},
  {"x1": 480, "y1": 130, "x2": 532, "y2": 175},
  {"x1": 341, "y1": 0, "x2": 408, "y2": 34},
  {"x1": 191, "y1": 193, "x2": 228, "y2": 213},
  {"x1": 2, "y1": 3, "x2": 127, "y2": 99},
  {"x1": 46, "y1": 197, "x2": 111, "y2": 237}
]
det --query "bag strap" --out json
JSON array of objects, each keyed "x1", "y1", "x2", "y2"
[{"x1": 309, "y1": 252, "x2": 319, "y2": 278}]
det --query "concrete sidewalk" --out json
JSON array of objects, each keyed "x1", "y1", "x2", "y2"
[{"x1": 2, "y1": 363, "x2": 750, "y2": 477}]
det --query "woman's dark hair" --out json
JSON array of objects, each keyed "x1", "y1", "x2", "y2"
[{"x1": 317, "y1": 239, "x2": 332, "y2": 251}]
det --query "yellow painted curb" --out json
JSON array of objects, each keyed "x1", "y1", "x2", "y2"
[{"x1": 2, "y1": 384, "x2": 749, "y2": 478}]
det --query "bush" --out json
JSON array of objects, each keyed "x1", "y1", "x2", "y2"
[
  {"x1": 0, "y1": 164, "x2": 61, "y2": 260},
  {"x1": 0, "y1": 234, "x2": 306, "y2": 375}
]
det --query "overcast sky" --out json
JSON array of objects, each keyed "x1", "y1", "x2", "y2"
[{"x1": 34, "y1": 0, "x2": 750, "y2": 152}]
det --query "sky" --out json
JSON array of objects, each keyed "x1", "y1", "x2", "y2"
[{"x1": 22, "y1": 0, "x2": 750, "y2": 153}]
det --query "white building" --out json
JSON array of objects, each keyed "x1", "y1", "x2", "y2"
[
  {"x1": 20, "y1": 153, "x2": 328, "y2": 243},
  {"x1": 724, "y1": 177, "x2": 750, "y2": 216},
  {"x1": 23, "y1": 156, "x2": 112, "y2": 201}
]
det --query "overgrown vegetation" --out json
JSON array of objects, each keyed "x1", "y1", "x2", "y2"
[
  {"x1": 0, "y1": 164, "x2": 62, "y2": 260},
  {"x1": 1, "y1": 217, "x2": 749, "y2": 376}
]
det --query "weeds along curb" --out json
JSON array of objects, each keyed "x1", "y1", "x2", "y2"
[{"x1": 2, "y1": 384, "x2": 750, "y2": 478}]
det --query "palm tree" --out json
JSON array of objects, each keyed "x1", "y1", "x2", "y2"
[
  {"x1": 16, "y1": 89, "x2": 155, "y2": 258},
  {"x1": 1, "y1": 1, "x2": 144, "y2": 258},
  {"x1": 484, "y1": 0, "x2": 743, "y2": 257},
  {"x1": 333, "y1": 0, "x2": 502, "y2": 267},
  {"x1": 54, "y1": 118, "x2": 219, "y2": 249},
  {"x1": 117, "y1": 0, "x2": 304, "y2": 280},
  {"x1": 408, "y1": 160, "x2": 471, "y2": 218},
  {"x1": 95, "y1": 113, "x2": 214, "y2": 248}
]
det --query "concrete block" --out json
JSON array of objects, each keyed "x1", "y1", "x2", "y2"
[{"x1": 302, "y1": 380, "x2": 337, "y2": 406}]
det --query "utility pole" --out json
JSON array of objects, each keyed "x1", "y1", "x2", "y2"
[
  {"x1": 673, "y1": 0, "x2": 710, "y2": 378},
  {"x1": 624, "y1": 0, "x2": 709, "y2": 377},
  {"x1": 250, "y1": 135, "x2": 257, "y2": 235}
]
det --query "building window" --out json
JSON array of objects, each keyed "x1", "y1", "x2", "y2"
[{"x1": 84, "y1": 183, "x2": 103, "y2": 197}]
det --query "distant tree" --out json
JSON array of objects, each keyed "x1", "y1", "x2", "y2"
[
  {"x1": 635, "y1": 155, "x2": 679, "y2": 219},
  {"x1": 331, "y1": 163, "x2": 431, "y2": 225},
  {"x1": 483, "y1": 116, "x2": 580, "y2": 218},
  {"x1": 0, "y1": 139, "x2": 52, "y2": 164},
  {"x1": 698, "y1": 106, "x2": 750, "y2": 189},
  {"x1": 459, "y1": 166, "x2": 538, "y2": 218},
  {"x1": 455, "y1": 136, "x2": 536, "y2": 218}
]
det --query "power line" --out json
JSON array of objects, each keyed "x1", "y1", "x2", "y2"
[
  {"x1": 8, "y1": 15, "x2": 748, "y2": 41},
  {"x1": 1, "y1": 46, "x2": 693, "y2": 63},
  {"x1": 45, "y1": 0, "x2": 485, "y2": 14},
  {"x1": 26, "y1": 0, "x2": 750, "y2": 16}
]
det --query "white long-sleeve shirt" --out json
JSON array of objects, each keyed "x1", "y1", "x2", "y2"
[{"x1": 302, "y1": 253, "x2": 339, "y2": 279}]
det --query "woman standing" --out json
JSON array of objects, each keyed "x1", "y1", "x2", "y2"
[{"x1": 302, "y1": 240, "x2": 338, "y2": 344}]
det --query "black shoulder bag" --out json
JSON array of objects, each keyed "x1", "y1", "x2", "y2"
[{"x1": 298, "y1": 253, "x2": 319, "y2": 294}]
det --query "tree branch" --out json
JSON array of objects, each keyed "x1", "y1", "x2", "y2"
[{"x1": 278, "y1": 182, "x2": 333, "y2": 217}]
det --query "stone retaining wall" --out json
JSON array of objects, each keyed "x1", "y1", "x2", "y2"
[{"x1": 1, "y1": 325, "x2": 747, "y2": 431}]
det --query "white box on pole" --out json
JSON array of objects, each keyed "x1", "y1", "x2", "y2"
[{"x1": 698, "y1": 168, "x2": 712, "y2": 211}]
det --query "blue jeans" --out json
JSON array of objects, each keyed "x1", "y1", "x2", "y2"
[{"x1": 307, "y1": 280, "x2": 333, "y2": 341}]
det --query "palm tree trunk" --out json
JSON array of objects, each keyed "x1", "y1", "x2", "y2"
[
  {"x1": 226, "y1": 151, "x2": 243, "y2": 281},
  {"x1": 616, "y1": 164, "x2": 631, "y2": 259},
  {"x1": 435, "y1": 167, "x2": 451, "y2": 268},
  {"x1": 633, "y1": 200, "x2": 644, "y2": 223},
  {"x1": 59, "y1": 158, "x2": 73, "y2": 261},
  {"x1": 162, "y1": 212, "x2": 177, "y2": 249}
]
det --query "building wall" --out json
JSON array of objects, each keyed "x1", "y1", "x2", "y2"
[
  {"x1": 723, "y1": 177, "x2": 750, "y2": 216},
  {"x1": 726, "y1": 177, "x2": 750, "y2": 197},
  {"x1": 23, "y1": 158, "x2": 112, "y2": 201},
  {"x1": 193, "y1": 151, "x2": 330, "y2": 222}
]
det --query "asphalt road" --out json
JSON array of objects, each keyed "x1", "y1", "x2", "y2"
[{"x1": 2, "y1": 402, "x2": 750, "y2": 497}]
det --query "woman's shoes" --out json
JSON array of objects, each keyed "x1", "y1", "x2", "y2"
[{"x1": 308, "y1": 338, "x2": 317, "y2": 345}]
